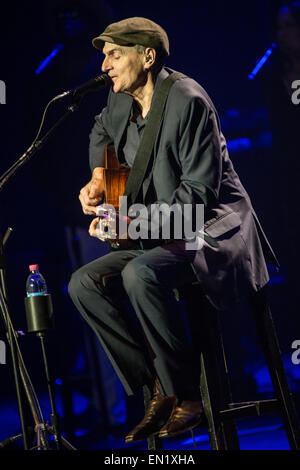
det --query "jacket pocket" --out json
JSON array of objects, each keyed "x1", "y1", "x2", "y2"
[{"x1": 204, "y1": 211, "x2": 241, "y2": 238}]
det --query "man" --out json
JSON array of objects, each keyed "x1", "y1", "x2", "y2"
[{"x1": 68, "y1": 17, "x2": 278, "y2": 443}]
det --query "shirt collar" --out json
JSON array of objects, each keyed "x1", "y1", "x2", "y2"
[{"x1": 130, "y1": 66, "x2": 172, "y2": 122}]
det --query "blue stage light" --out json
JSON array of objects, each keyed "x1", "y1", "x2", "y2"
[
  {"x1": 227, "y1": 138, "x2": 252, "y2": 153},
  {"x1": 248, "y1": 44, "x2": 277, "y2": 80},
  {"x1": 35, "y1": 44, "x2": 65, "y2": 74},
  {"x1": 72, "y1": 391, "x2": 90, "y2": 415}
]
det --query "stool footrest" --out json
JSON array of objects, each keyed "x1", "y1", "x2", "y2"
[{"x1": 220, "y1": 399, "x2": 279, "y2": 419}]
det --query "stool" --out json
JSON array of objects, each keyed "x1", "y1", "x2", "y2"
[{"x1": 146, "y1": 284, "x2": 300, "y2": 450}]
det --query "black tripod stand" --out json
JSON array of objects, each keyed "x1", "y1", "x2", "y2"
[
  {"x1": 0, "y1": 230, "x2": 76, "y2": 450},
  {"x1": 0, "y1": 229, "x2": 31, "y2": 449}
]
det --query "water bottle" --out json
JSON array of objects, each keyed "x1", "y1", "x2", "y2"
[{"x1": 26, "y1": 264, "x2": 47, "y2": 297}]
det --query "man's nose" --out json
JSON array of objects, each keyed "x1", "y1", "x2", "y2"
[{"x1": 101, "y1": 56, "x2": 111, "y2": 72}]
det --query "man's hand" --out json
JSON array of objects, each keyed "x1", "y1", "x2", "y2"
[
  {"x1": 88, "y1": 217, "x2": 101, "y2": 238},
  {"x1": 88, "y1": 213, "x2": 136, "y2": 248},
  {"x1": 79, "y1": 167, "x2": 105, "y2": 215},
  {"x1": 88, "y1": 213, "x2": 132, "y2": 239}
]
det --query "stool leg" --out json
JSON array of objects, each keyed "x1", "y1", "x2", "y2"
[
  {"x1": 143, "y1": 385, "x2": 163, "y2": 450},
  {"x1": 199, "y1": 304, "x2": 240, "y2": 450},
  {"x1": 251, "y1": 289, "x2": 300, "y2": 450},
  {"x1": 200, "y1": 351, "x2": 240, "y2": 449},
  {"x1": 200, "y1": 353, "x2": 227, "y2": 450}
]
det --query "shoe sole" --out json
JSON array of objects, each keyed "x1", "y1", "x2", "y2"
[{"x1": 158, "y1": 417, "x2": 204, "y2": 438}]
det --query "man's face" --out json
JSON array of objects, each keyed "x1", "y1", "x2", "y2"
[{"x1": 101, "y1": 42, "x2": 147, "y2": 94}]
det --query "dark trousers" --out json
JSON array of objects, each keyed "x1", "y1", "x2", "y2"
[{"x1": 68, "y1": 240, "x2": 201, "y2": 399}]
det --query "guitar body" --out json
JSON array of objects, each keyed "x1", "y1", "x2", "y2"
[
  {"x1": 99, "y1": 146, "x2": 136, "y2": 249},
  {"x1": 103, "y1": 146, "x2": 130, "y2": 210}
]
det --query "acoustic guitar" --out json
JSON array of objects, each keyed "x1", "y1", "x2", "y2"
[{"x1": 97, "y1": 146, "x2": 136, "y2": 249}]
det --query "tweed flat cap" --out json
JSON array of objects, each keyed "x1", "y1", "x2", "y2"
[{"x1": 92, "y1": 17, "x2": 169, "y2": 57}]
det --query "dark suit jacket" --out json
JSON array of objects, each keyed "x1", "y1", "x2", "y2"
[{"x1": 88, "y1": 67, "x2": 278, "y2": 309}]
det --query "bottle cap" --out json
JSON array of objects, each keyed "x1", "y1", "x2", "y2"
[{"x1": 29, "y1": 264, "x2": 39, "y2": 271}]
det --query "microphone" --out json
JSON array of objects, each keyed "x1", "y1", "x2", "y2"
[{"x1": 53, "y1": 74, "x2": 111, "y2": 102}]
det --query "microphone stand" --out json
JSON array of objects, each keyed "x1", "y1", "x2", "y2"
[
  {"x1": 0, "y1": 97, "x2": 81, "y2": 450},
  {"x1": 0, "y1": 102, "x2": 79, "y2": 193},
  {"x1": 0, "y1": 74, "x2": 110, "y2": 192}
]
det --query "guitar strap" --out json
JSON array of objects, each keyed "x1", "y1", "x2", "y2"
[{"x1": 123, "y1": 71, "x2": 187, "y2": 205}]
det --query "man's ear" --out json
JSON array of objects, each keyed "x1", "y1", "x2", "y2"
[{"x1": 144, "y1": 48, "x2": 156, "y2": 68}]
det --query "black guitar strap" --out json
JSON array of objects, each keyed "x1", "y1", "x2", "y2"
[{"x1": 123, "y1": 71, "x2": 187, "y2": 205}]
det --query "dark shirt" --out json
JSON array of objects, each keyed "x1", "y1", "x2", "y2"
[{"x1": 122, "y1": 101, "x2": 148, "y2": 168}]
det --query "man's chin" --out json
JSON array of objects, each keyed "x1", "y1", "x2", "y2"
[
  {"x1": 112, "y1": 86, "x2": 129, "y2": 95},
  {"x1": 112, "y1": 84, "x2": 122, "y2": 94}
]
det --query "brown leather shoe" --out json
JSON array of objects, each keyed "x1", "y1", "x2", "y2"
[
  {"x1": 158, "y1": 400, "x2": 204, "y2": 438},
  {"x1": 125, "y1": 379, "x2": 177, "y2": 443}
]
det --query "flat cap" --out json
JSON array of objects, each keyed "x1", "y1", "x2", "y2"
[{"x1": 92, "y1": 17, "x2": 169, "y2": 58}]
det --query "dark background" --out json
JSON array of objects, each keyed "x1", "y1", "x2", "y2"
[{"x1": 0, "y1": 0, "x2": 299, "y2": 448}]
